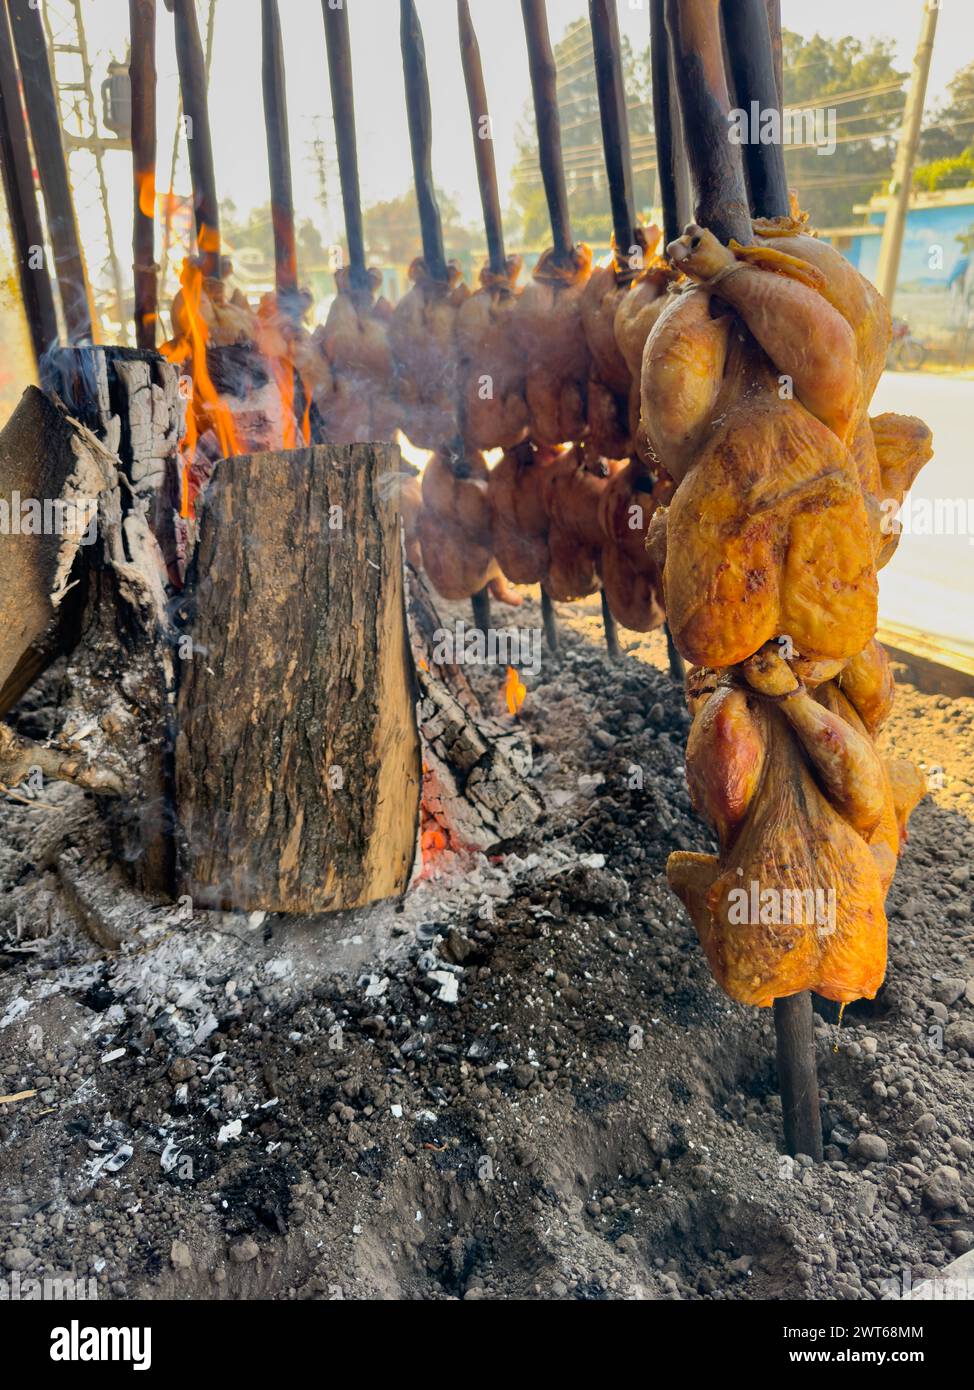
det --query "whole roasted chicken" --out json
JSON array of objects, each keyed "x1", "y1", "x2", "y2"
[
  {"x1": 389, "y1": 258, "x2": 469, "y2": 449},
  {"x1": 456, "y1": 257, "x2": 529, "y2": 451},
  {"x1": 416, "y1": 447, "x2": 520, "y2": 605},
  {"x1": 597, "y1": 459, "x2": 668, "y2": 632},
  {"x1": 646, "y1": 217, "x2": 933, "y2": 1006},
  {"x1": 313, "y1": 267, "x2": 398, "y2": 444},
  {"x1": 510, "y1": 245, "x2": 592, "y2": 447}
]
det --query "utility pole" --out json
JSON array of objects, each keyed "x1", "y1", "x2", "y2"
[{"x1": 875, "y1": 0, "x2": 939, "y2": 310}]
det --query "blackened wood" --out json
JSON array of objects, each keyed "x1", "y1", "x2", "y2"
[
  {"x1": 722, "y1": 0, "x2": 790, "y2": 217},
  {"x1": 175, "y1": 443, "x2": 421, "y2": 913},
  {"x1": 521, "y1": 0, "x2": 574, "y2": 266},
  {"x1": 408, "y1": 568, "x2": 544, "y2": 851},
  {"x1": 321, "y1": 0, "x2": 368, "y2": 293},
  {"x1": 664, "y1": 0, "x2": 751, "y2": 246},
  {"x1": 400, "y1": 0, "x2": 447, "y2": 282},
  {"x1": 7, "y1": 0, "x2": 93, "y2": 342},
  {"x1": 261, "y1": 0, "x2": 300, "y2": 317},
  {"x1": 0, "y1": 3, "x2": 59, "y2": 366},
  {"x1": 457, "y1": 0, "x2": 505, "y2": 276},
  {"x1": 650, "y1": 0, "x2": 691, "y2": 244},
  {"x1": 664, "y1": 621, "x2": 685, "y2": 684},
  {"x1": 169, "y1": 0, "x2": 221, "y2": 277},
  {"x1": 44, "y1": 345, "x2": 182, "y2": 580},
  {"x1": 129, "y1": 0, "x2": 158, "y2": 348},
  {"x1": 774, "y1": 993, "x2": 824, "y2": 1160},
  {"x1": 589, "y1": 0, "x2": 637, "y2": 262}
]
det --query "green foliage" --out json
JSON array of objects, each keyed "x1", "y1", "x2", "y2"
[
  {"x1": 361, "y1": 188, "x2": 478, "y2": 268},
  {"x1": 779, "y1": 30, "x2": 905, "y2": 230},
  {"x1": 919, "y1": 61, "x2": 974, "y2": 163},
  {"x1": 913, "y1": 148, "x2": 974, "y2": 193},
  {"x1": 508, "y1": 17, "x2": 653, "y2": 249}
]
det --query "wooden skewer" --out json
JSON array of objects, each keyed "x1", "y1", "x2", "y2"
[
  {"x1": 457, "y1": 0, "x2": 506, "y2": 278},
  {"x1": 650, "y1": 0, "x2": 691, "y2": 245},
  {"x1": 400, "y1": 0, "x2": 447, "y2": 283},
  {"x1": 540, "y1": 587, "x2": 559, "y2": 653},
  {"x1": 260, "y1": 0, "x2": 300, "y2": 320},
  {"x1": 732, "y1": 0, "x2": 822, "y2": 1163},
  {"x1": 520, "y1": 0, "x2": 574, "y2": 268},
  {"x1": 7, "y1": 0, "x2": 93, "y2": 343},
  {"x1": 722, "y1": 0, "x2": 790, "y2": 218},
  {"x1": 0, "y1": 1, "x2": 59, "y2": 368},
  {"x1": 663, "y1": 0, "x2": 751, "y2": 245},
  {"x1": 321, "y1": 0, "x2": 369, "y2": 295},
  {"x1": 588, "y1": 0, "x2": 637, "y2": 266},
  {"x1": 129, "y1": 0, "x2": 158, "y2": 349},
  {"x1": 167, "y1": 0, "x2": 222, "y2": 278},
  {"x1": 471, "y1": 585, "x2": 491, "y2": 636}
]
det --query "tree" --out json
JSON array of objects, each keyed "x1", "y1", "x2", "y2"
[
  {"x1": 361, "y1": 188, "x2": 479, "y2": 268},
  {"x1": 779, "y1": 31, "x2": 906, "y2": 231},
  {"x1": 508, "y1": 17, "x2": 653, "y2": 249},
  {"x1": 919, "y1": 61, "x2": 974, "y2": 163}
]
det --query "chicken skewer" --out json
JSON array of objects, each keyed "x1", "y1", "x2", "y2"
[
  {"x1": 129, "y1": 0, "x2": 158, "y2": 349},
  {"x1": 517, "y1": 0, "x2": 618, "y2": 657}
]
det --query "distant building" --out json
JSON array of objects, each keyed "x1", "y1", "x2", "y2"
[{"x1": 822, "y1": 188, "x2": 974, "y2": 345}]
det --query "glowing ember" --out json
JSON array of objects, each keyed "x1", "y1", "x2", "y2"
[{"x1": 503, "y1": 665, "x2": 526, "y2": 716}]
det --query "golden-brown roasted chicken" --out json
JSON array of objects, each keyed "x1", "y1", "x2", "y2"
[
  {"x1": 416, "y1": 447, "x2": 520, "y2": 605},
  {"x1": 389, "y1": 259, "x2": 469, "y2": 450},
  {"x1": 456, "y1": 258, "x2": 529, "y2": 451},
  {"x1": 597, "y1": 460, "x2": 668, "y2": 632},
  {"x1": 311, "y1": 267, "x2": 397, "y2": 444},
  {"x1": 510, "y1": 245, "x2": 592, "y2": 447}
]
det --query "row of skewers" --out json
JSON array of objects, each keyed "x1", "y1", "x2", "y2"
[{"x1": 150, "y1": 0, "x2": 694, "y2": 657}]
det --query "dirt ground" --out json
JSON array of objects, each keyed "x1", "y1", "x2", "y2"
[{"x1": 1, "y1": 593, "x2": 972, "y2": 1301}]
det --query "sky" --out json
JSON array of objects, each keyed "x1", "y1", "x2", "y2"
[{"x1": 33, "y1": 0, "x2": 974, "y2": 293}]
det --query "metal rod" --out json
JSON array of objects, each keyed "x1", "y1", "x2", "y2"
[
  {"x1": 540, "y1": 586, "x2": 559, "y2": 652},
  {"x1": 321, "y1": 0, "x2": 369, "y2": 292},
  {"x1": 600, "y1": 590, "x2": 621, "y2": 660},
  {"x1": 722, "y1": 0, "x2": 790, "y2": 218},
  {"x1": 168, "y1": 0, "x2": 221, "y2": 278},
  {"x1": 520, "y1": 0, "x2": 574, "y2": 266},
  {"x1": 0, "y1": 0, "x2": 59, "y2": 365},
  {"x1": 457, "y1": 0, "x2": 505, "y2": 276},
  {"x1": 129, "y1": 0, "x2": 158, "y2": 348},
  {"x1": 589, "y1": 0, "x2": 637, "y2": 261},
  {"x1": 7, "y1": 0, "x2": 93, "y2": 342},
  {"x1": 261, "y1": 0, "x2": 300, "y2": 318},
  {"x1": 400, "y1": 0, "x2": 447, "y2": 282},
  {"x1": 663, "y1": 0, "x2": 751, "y2": 246},
  {"x1": 650, "y1": 0, "x2": 691, "y2": 244},
  {"x1": 774, "y1": 994, "x2": 824, "y2": 1161},
  {"x1": 471, "y1": 585, "x2": 491, "y2": 634}
]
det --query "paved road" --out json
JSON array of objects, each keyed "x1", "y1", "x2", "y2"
[{"x1": 871, "y1": 371, "x2": 974, "y2": 660}]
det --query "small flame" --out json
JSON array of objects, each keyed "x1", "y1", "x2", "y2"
[
  {"x1": 396, "y1": 429, "x2": 433, "y2": 473},
  {"x1": 503, "y1": 665, "x2": 526, "y2": 716},
  {"x1": 136, "y1": 170, "x2": 155, "y2": 220}
]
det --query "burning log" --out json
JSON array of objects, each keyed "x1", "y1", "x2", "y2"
[
  {"x1": 174, "y1": 443, "x2": 422, "y2": 912},
  {"x1": 0, "y1": 387, "x2": 174, "y2": 890},
  {"x1": 408, "y1": 569, "x2": 543, "y2": 852},
  {"x1": 43, "y1": 346, "x2": 182, "y2": 582}
]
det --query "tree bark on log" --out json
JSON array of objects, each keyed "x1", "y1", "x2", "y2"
[{"x1": 174, "y1": 443, "x2": 422, "y2": 912}]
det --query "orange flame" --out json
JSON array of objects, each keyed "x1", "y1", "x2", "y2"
[
  {"x1": 503, "y1": 665, "x2": 526, "y2": 716},
  {"x1": 160, "y1": 258, "x2": 242, "y2": 516},
  {"x1": 136, "y1": 170, "x2": 155, "y2": 220}
]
